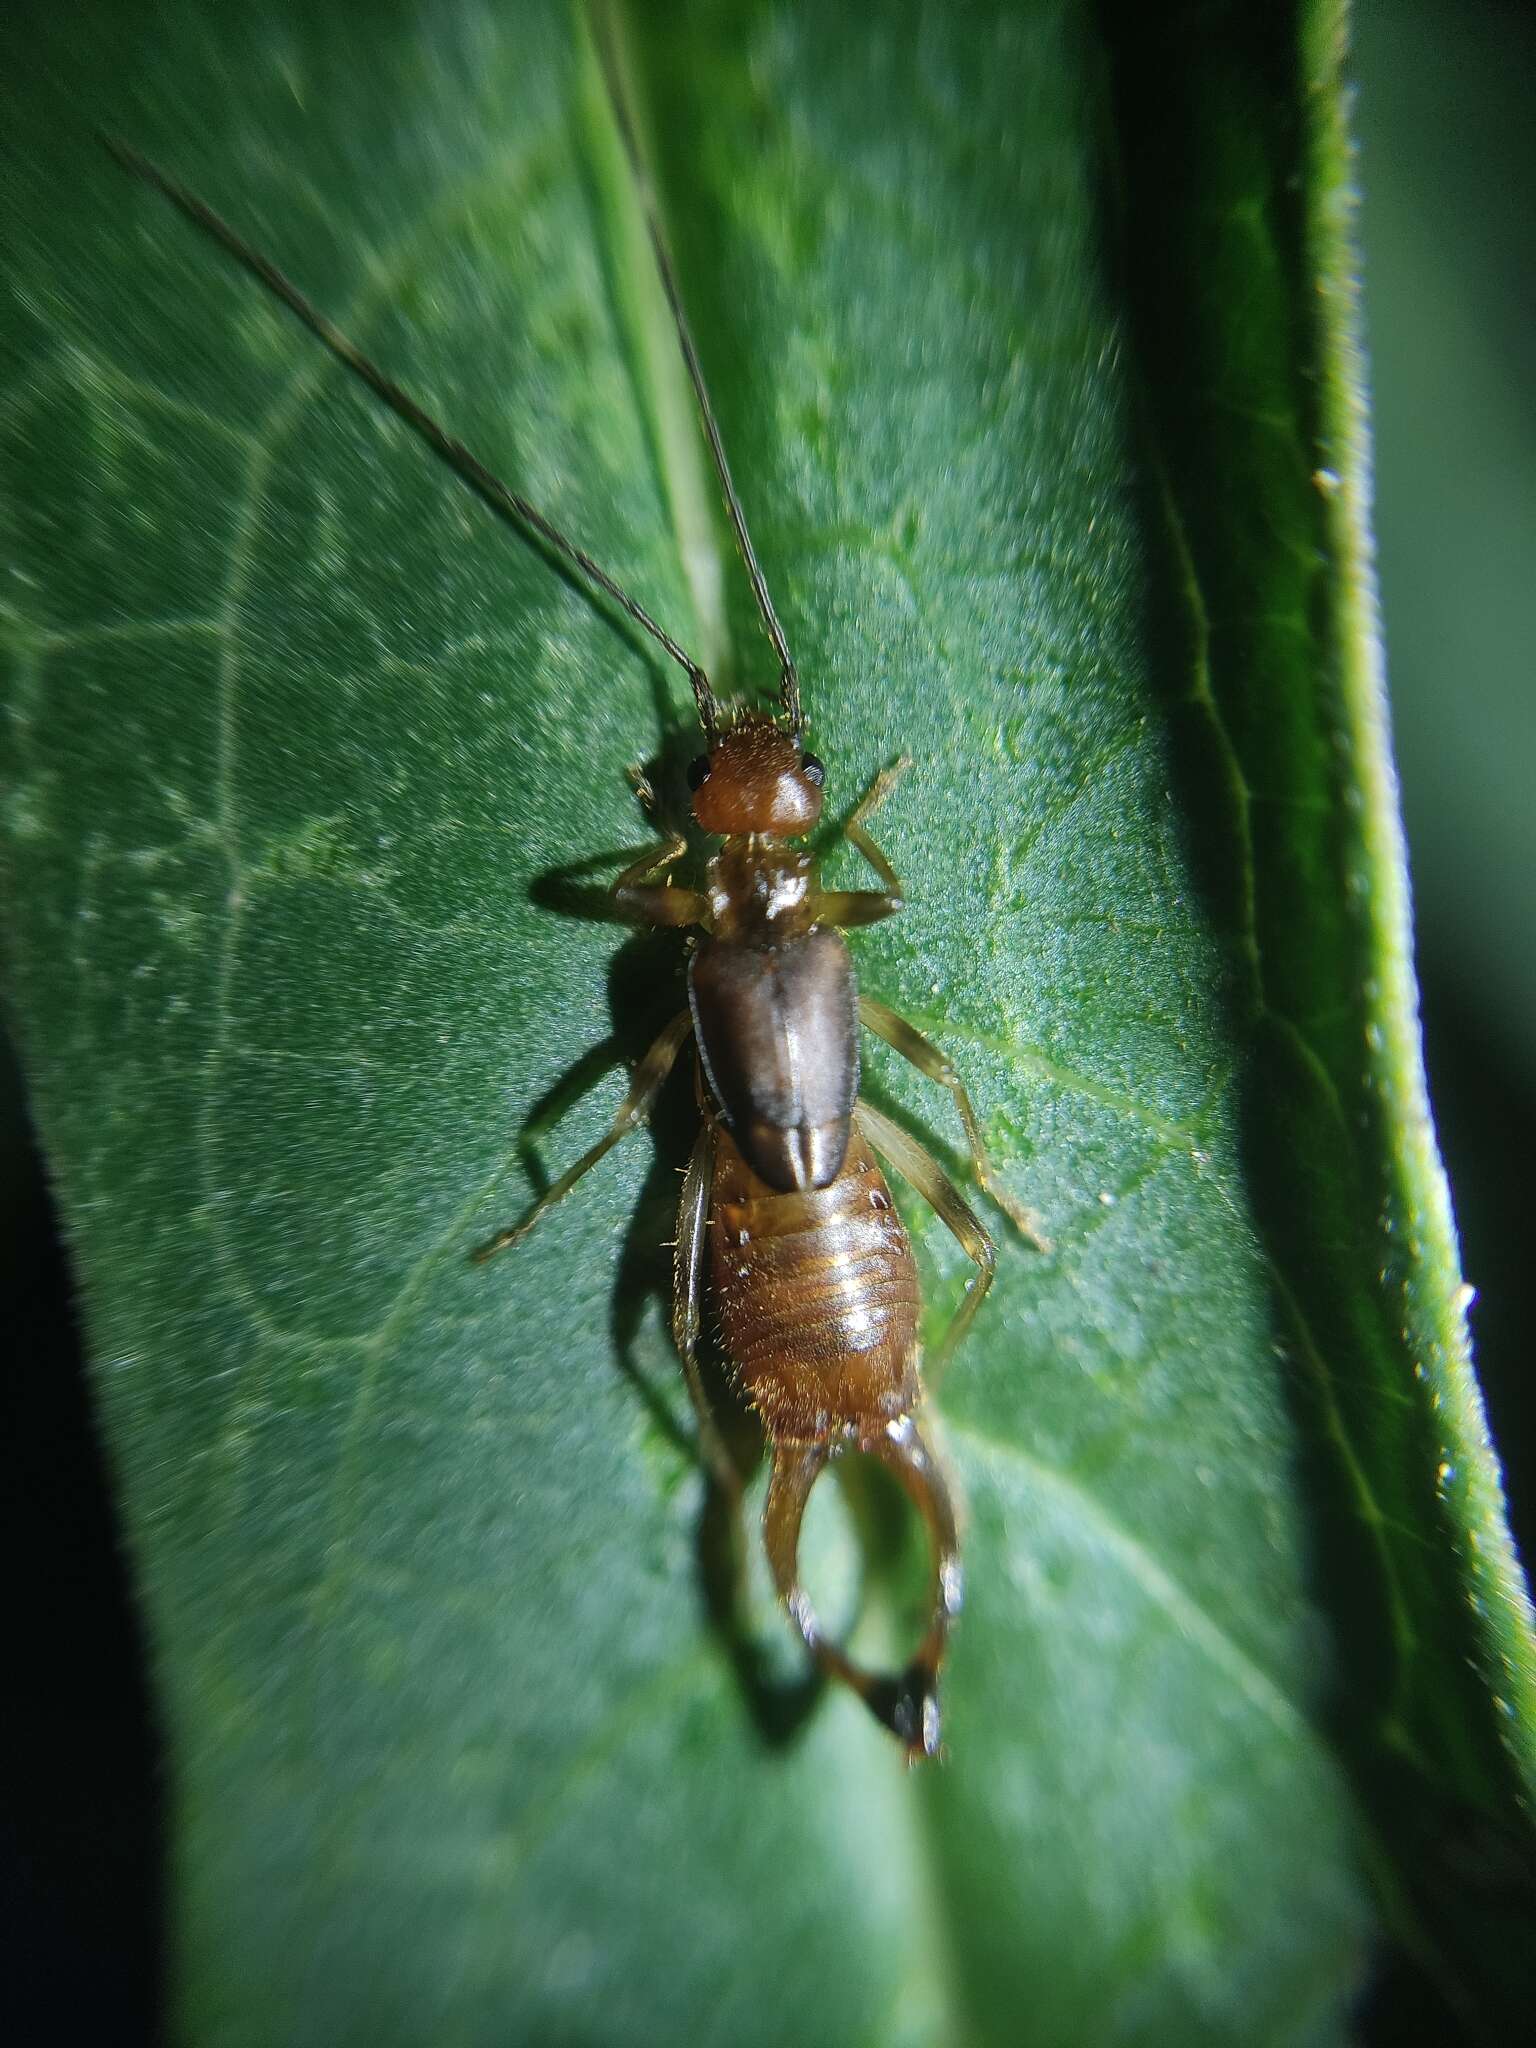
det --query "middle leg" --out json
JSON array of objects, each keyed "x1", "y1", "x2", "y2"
[{"x1": 473, "y1": 1009, "x2": 693, "y2": 1261}]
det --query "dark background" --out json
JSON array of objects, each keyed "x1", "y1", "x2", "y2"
[
  {"x1": 3, "y1": 0, "x2": 1532, "y2": 2038},
  {"x1": 1353, "y1": 0, "x2": 1536, "y2": 1578}
]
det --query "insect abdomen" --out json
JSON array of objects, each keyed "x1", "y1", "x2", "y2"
[{"x1": 709, "y1": 1118, "x2": 920, "y2": 1438}]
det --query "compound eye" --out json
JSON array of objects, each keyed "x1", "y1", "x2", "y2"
[
  {"x1": 686, "y1": 754, "x2": 710, "y2": 791},
  {"x1": 800, "y1": 752, "x2": 825, "y2": 787}
]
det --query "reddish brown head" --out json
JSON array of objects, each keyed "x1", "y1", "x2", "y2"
[{"x1": 689, "y1": 714, "x2": 825, "y2": 838}]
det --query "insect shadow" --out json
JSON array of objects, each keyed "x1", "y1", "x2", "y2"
[{"x1": 522, "y1": 709, "x2": 823, "y2": 1748}]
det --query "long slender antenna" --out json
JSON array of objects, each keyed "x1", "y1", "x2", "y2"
[
  {"x1": 592, "y1": 22, "x2": 803, "y2": 737},
  {"x1": 102, "y1": 133, "x2": 723, "y2": 741}
]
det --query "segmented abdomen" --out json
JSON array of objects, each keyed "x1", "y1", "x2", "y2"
[{"x1": 709, "y1": 1116, "x2": 921, "y2": 1440}]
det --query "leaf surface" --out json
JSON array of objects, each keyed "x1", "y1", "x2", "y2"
[{"x1": 3, "y1": 1, "x2": 1531, "y2": 2041}]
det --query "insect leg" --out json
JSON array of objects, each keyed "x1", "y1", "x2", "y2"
[
  {"x1": 612, "y1": 833, "x2": 708, "y2": 928},
  {"x1": 472, "y1": 1010, "x2": 693, "y2": 1262},
  {"x1": 846, "y1": 753, "x2": 910, "y2": 888},
  {"x1": 855, "y1": 1100, "x2": 997, "y2": 1377},
  {"x1": 672, "y1": 1121, "x2": 740, "y2": 1500},
  {"x1": 816, "y1": 754, "x2": 910, "y2": 929},
  {"x1": 858, "y1": 997, "x2": 1050, "y2": 1251}
]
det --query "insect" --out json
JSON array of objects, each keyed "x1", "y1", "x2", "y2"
[{"x1": 108, "y1": 57, "x2": 1044, "y2": 1760}]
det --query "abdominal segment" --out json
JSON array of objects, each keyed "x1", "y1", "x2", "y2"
[{"x1": 708, "y1": 1118, "x2": 921, "y2": 1439}]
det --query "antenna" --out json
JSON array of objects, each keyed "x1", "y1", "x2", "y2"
[
  {"x1": 101, "y1": 133, "x2": 724, "y2": 742},
  {"x1": 592, "y1": 19, "x2": 803, "y2": 737}
]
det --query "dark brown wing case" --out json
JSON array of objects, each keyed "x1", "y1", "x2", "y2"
[{"x1": 688, "y1": 927, "x2": 859, "y2": 1191}]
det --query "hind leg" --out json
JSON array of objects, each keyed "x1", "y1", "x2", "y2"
[
  {"x1": 856, "y1": 1100, "x2": 995, "y2": 1380},
  {"x1": 672, "y1": 1122, "x2": 740, "y2": 1501},
  {"x1": 859, "y1": 997, "x2": 1049, "y2": 1250}
]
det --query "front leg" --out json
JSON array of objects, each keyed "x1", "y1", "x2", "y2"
[
  {"x1": 816, "y1": 754, "x2": 910, "y2": 929},
  {"x1": 612, "y1": 832, "x2": 708, "y2": 927},
  {"x1": 612, "y1": 768, "x2": 709, "y2": 927}
]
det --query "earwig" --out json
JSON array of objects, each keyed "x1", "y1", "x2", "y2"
[{"x1": 108, "y1": 42, "x2": 1044, "y2": 1760}]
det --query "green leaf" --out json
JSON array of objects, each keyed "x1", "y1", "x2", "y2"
[{"x1": 3, "y1": 0, "x2": 1532, "y2": 2040}]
